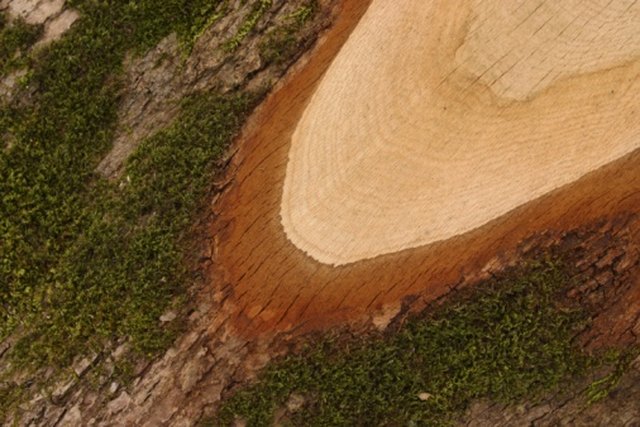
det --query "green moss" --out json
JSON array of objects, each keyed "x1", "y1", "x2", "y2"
[
  {"x1": 586, "y1": 346, "x2": 640, "y2": 403},
  {"x1": 179, "y1": 1, "x2": 231, "y2": 53},
  {"x1": 0, "y1": 0, "x2": 260, "y2": 371},
  {"x1": 213, "y1": 260, "x2": 605, "y2": 426},
  {"x1": 259, "y1": 1, "x2": 317, "y2": 65},
  {"x1": 0, "y1": 382, "x2": 24, "y2": 420},
  {"x1": 223, "y1": 0, "x2": 272, "y2": 52},
  {"x1": 0, "y1": 0, "x2": 323, "y2": 419},
  {"x1": 0, "y1": 16, "x2": 41, "y2": 76}
]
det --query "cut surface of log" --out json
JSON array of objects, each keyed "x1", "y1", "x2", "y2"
[
  {"x1": 281, "y1": 0, "x2": 640, "y2": 265},
  {"x1": 211, "y1": 0, "x2": 640, "y2": 337}
]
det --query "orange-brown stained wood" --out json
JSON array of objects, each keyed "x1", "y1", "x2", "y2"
[{"x1": 210, "y1": 0, "x2": 640, "y2": 338}]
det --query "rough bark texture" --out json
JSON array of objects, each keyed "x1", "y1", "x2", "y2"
[
  {"x1": 0, "y1": 0, "x2": 78, "y2": 102},
  {"x1": 1, "y1": 1, "x2": 337, "y2": 425},
  {"x1": 462, "y1": 356, "x2": 640, "y2": 427},
  {"x1": 3, "y1": 0, "x2": 640, "y2": 425},
  {"x1": 454, "y1": 219, "x2": 640, "y2": 426},
  {"x1": 96, "y1": 0, "x2": 332, "y2": 180},
  {"x1": 14, "y1": 210, "x2": 640, "y2": 426}
]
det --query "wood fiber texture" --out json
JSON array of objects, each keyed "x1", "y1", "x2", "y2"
[
  {"x1": 283, "y1": 0, "x2": 640, "y2": 265},
  {"x1": 211, "y1": 0, "x2": 640, "y2": 339}
]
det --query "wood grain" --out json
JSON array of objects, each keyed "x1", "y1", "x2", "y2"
[
  {"x1": 210, "y1": 0, "x2": 640, "y2": 338},
  {"x1": 283, "y1": 0, "x2": 640, "y2": 265}
]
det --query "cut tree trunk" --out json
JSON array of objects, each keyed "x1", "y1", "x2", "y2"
[
  {"x1": 10, "y1": 0, "x2": 640, "y2": 424},
  {"x1": 206, "y1": 0, "x2": 640, "y2": 423},
  {"x1": 211, "y1": 0, "x2": 640, "y2": 342}
]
